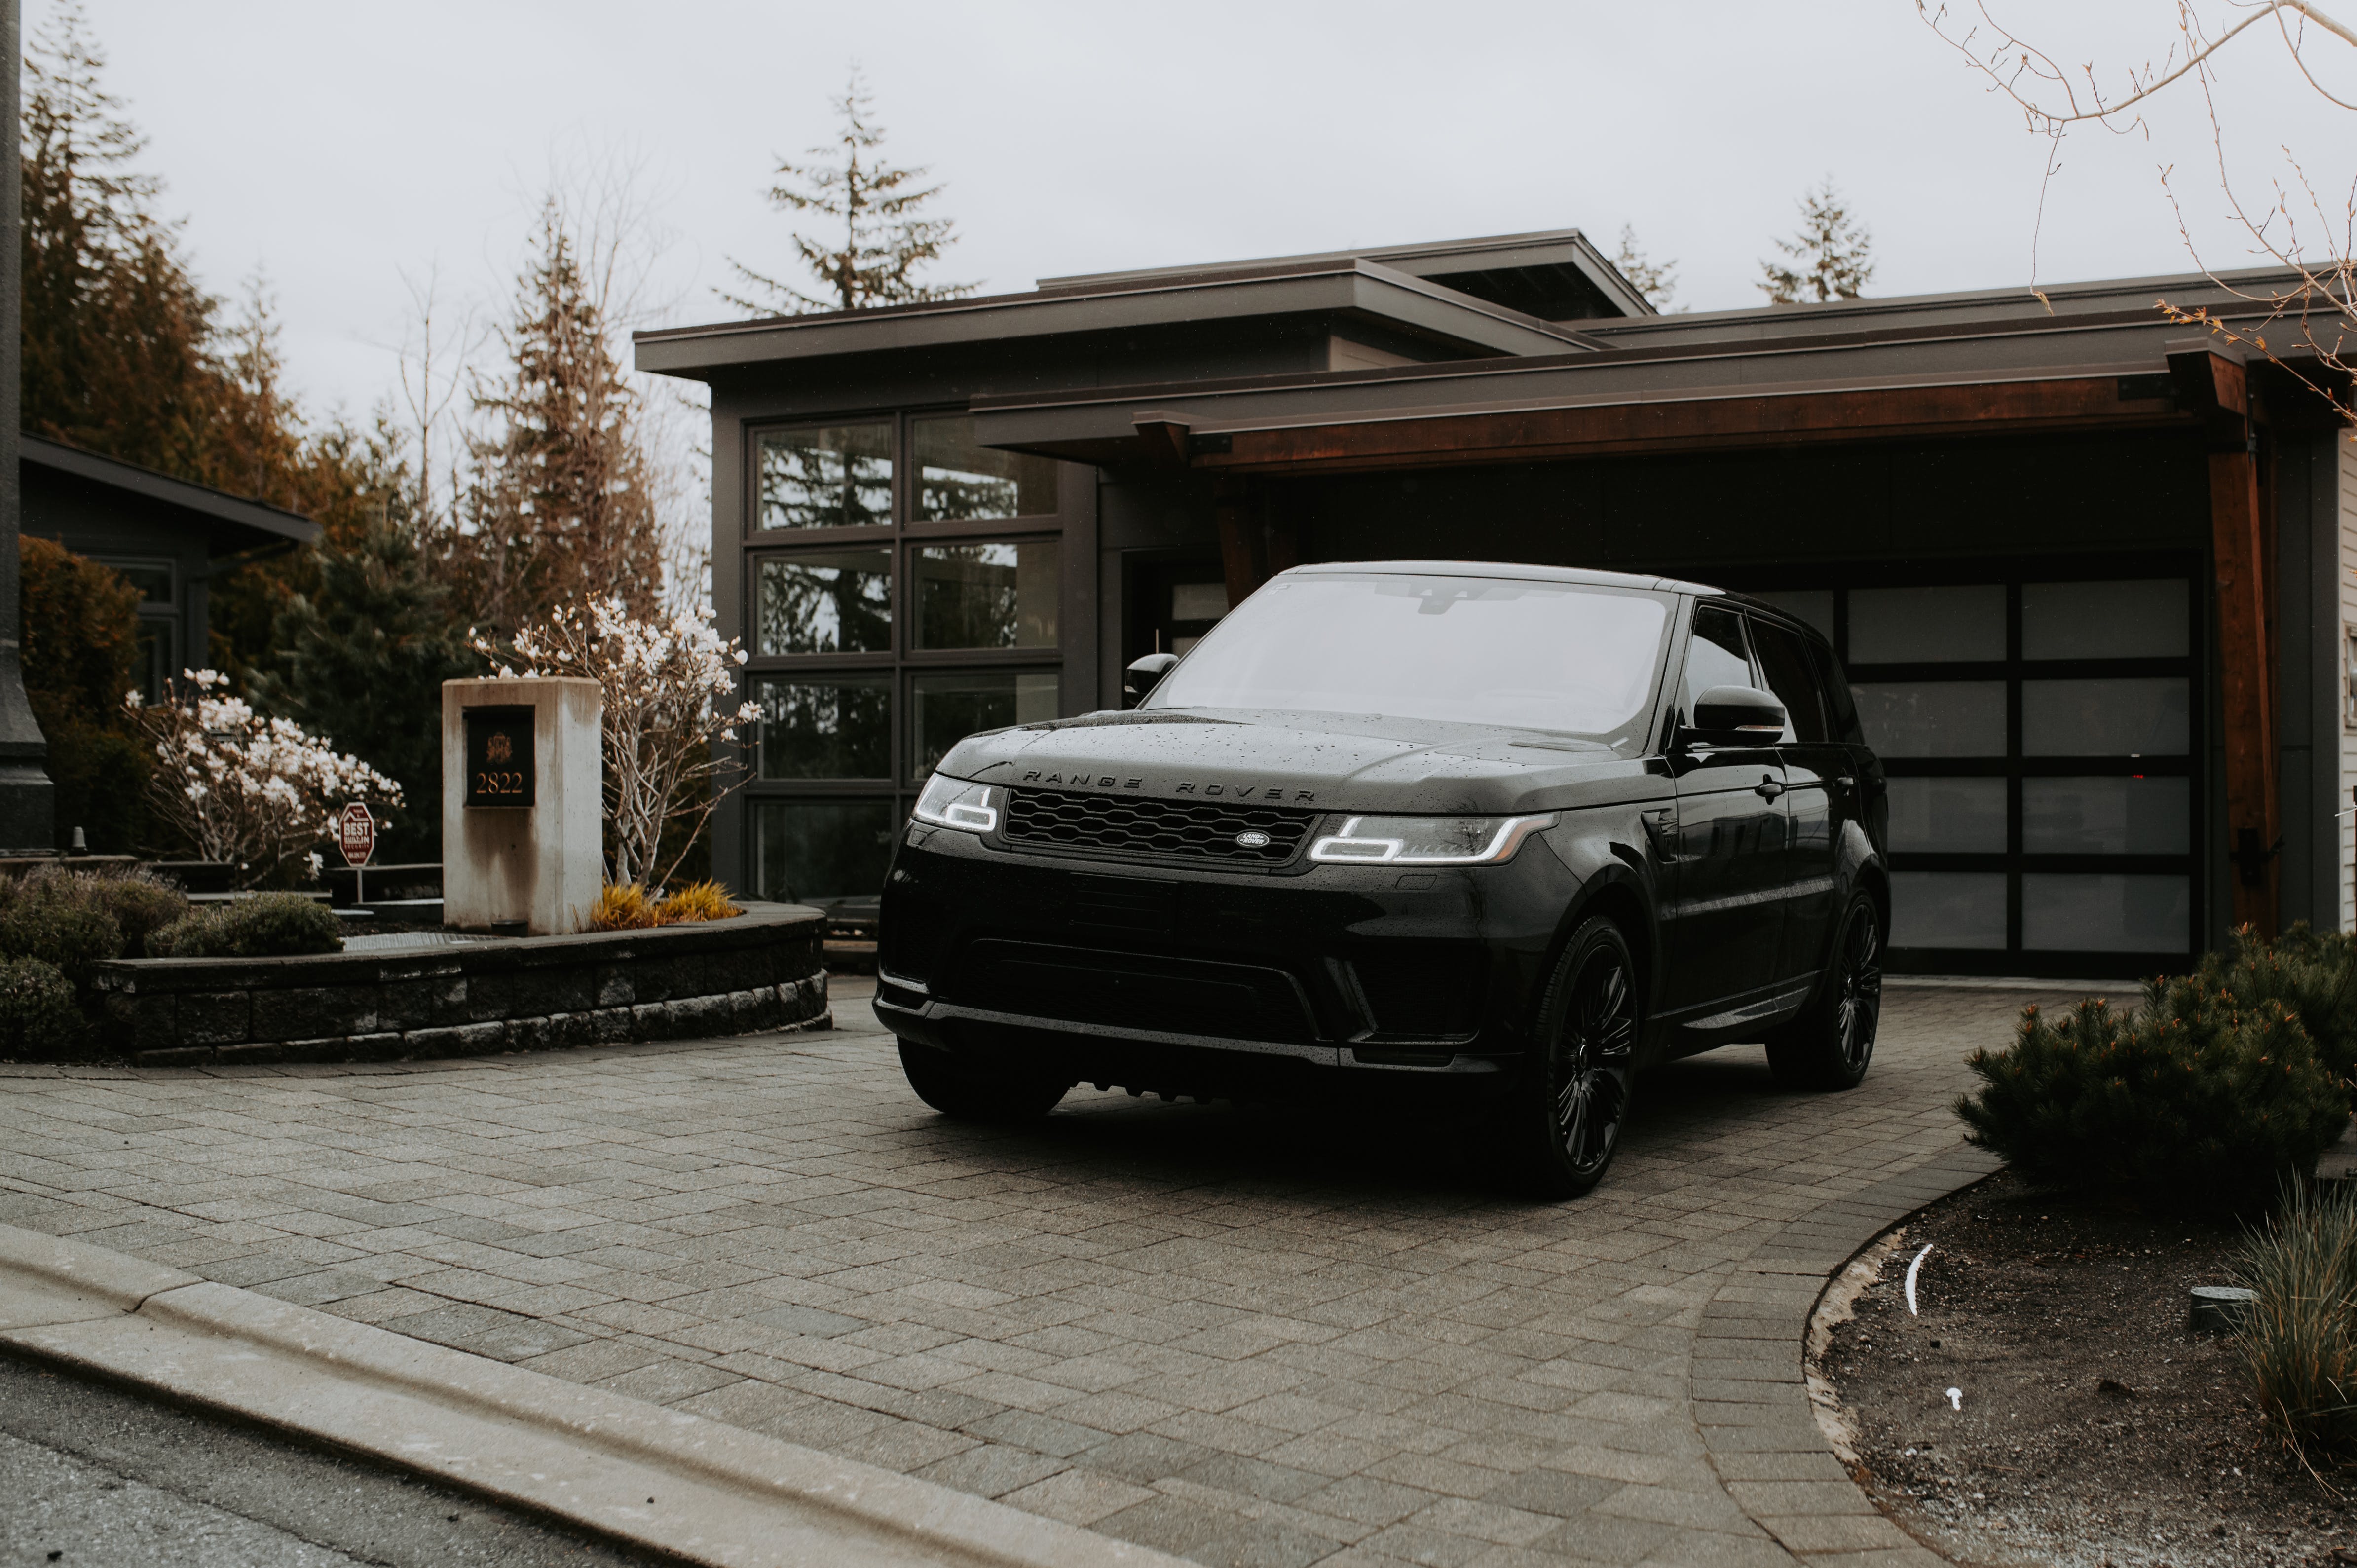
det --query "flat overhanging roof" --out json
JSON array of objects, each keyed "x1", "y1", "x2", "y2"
[
  {"x1": 633, "y1": 257, "x2": 1604, "y2": 379},
  {"x1": 22, "y1": 435, "x2": 321, "y2": 553}
]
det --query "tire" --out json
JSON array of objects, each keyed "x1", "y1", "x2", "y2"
[
  {"x1": 898, "y1": 1041, "x2": 1069, "y2": 1121},
  {"x1": 1502, "y1": 916, "x2": 1641, "y2": 1200},
  {"x1": 1765, "y1": 893, "x2": 1883, "y2": 1091}
]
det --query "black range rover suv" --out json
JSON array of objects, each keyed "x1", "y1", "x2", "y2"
[{"x1": 875, "y1": 561, "x2": 1888, "y2": 1197}]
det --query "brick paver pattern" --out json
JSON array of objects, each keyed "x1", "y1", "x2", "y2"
[{"x1": 0, "y1": 979, "x2": 2081, "y2": 1568}]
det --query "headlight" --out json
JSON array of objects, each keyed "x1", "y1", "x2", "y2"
[
  {"x1": 913, "y1": 774, "x2": 1000, "y2": 832},
  {"x1": 1308, "y1": 813, "x2": 1558, "y2": 865}
]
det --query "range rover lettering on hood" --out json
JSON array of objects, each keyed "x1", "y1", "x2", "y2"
[{"x1": 1018, "y1": 769, "x2": 1315, "y2": 803}]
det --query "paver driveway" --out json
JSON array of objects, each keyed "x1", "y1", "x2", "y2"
[{"x1": 0, "y1": 978, "x2": 2080, "y2": 1568}]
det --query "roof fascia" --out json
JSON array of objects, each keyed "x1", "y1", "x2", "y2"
[
  {"x1": 633, "y1": 260, "x2": 1600, "y2": 378},
  {"x1": 21, "y1": 435, "x2": 320, "y2": 545}
]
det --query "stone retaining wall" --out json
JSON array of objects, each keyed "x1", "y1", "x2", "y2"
[{"x1": 91, "y1": 905, "x2": 828, "y2": 1067}]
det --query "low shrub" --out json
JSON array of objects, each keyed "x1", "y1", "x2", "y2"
[
  {"x1": 0, "y1": 871, "x2": 123, "y2": 988},
  {"x1": 586, "y1": 883, "x2": 661, "y2": 932},
  {"x1": 1955, "y1": 982, "x2": 2348, "y2": 1213},
  {"x1": 151, "y1": 893, "x2": 342, "y2": 958},
  {"x1": 656, "y1": 880, "x2": 741, "y2": 924},
  {"x1": 2236, "y1": 1179, "x2": 2357, "y2": 1457},
  {"x1": 2193, "y1": 923, "x2": 2357, "y2": 1114},
  {"x1": 0, "y1": 955, "x2": 85, "y2": 1056},
  {"x1": 76, "y1": 870, "x2": 190, "y2": 959}
]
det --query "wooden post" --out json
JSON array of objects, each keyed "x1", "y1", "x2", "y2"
[{"x1": 2211, "y1": 444, "x2": 2281, "y2": 935}]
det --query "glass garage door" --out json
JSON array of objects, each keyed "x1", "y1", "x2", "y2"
[{"x1": 1748, "y1": 573, "x2": 2199, "y2": 976}]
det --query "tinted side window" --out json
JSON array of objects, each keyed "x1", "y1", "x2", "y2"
[
  {"x1": 1752, "y1": 619, "x2": 1829, "y2": 743},
  {"x1": 1681, "y1": 604, "x2": 1754, "y2": 722},
  {"x1": 1808, "y1": 638, "x2": 1865, "y2": 744}
]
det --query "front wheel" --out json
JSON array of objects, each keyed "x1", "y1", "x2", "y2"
[
  {"x1": 1764, "y1": 893, "x2": 1883, "y2": 1091},
  {"x1": 898, "y1": 1041, "x2": 1069, "y2": 1121},
  {"x1": 1502, "y1": 916, "x2": 1641, "y2": 1200}
]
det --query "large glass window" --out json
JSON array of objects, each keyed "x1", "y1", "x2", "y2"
[
  {"x1": 1852, "y1": 682, "x2": 2007, "y2": 756},
  {"x1": 756, "y1": 550, "x2": 892, "y2": 655},
  {"x1": 912, "y1": 671, "x2": 1058, "y2": 782},
  {"x1": 758, "y1": 423, "x2": 893, "y2": 530},
  {"x1": 755, "y1": 676, "x2": 891, "y2": 780},
  {"x1": 913, "y1": 541, "x2": 1060, "y2": 649},
  {"x1": 752, "y1": 800, "x2": 900, "y2": 904},
  {"x1": 912, "y1": 416, "x2": 1058, "y2": 520},
  {"x1": 2021, "y1": 677, "x2": 2188, "y2": 755},
  {"x1": 744, "y1": 412, "x2": 1069, "y2": 910}
]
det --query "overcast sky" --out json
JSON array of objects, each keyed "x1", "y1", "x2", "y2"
[{"x1": 43, "y1": 0, "x2": 2357, "y2": 424}]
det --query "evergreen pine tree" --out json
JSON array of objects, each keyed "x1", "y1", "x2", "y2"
[
  {"x1": 1613, "y1": 225, "x2": 1678, "y2": 312},
  {"x1": 454, "y1": 201, "x2": 665, "y2": 639},
  {"x1": 1758, "y1": 179, "x2": 1875, "y2": 304},
  {"x1": 722, "y1": 73, "x2": 973, "y2": 315}
]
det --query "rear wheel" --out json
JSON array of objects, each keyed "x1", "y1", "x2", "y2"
[
  {"x1": 1503, "y1": 917, "x2": 1640, "y2": 1200},
  {"x1": 898, "y1": 1041, "x2": 1069, "y2": 1121},
  {"x1": 1765, "y1": 893, "x2": 1883, "y2": 1091}
]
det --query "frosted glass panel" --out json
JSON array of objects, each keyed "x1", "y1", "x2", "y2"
[
  {"x1": 1746, "y1": 589, "x2": 1833, "y2": 641},
  {"x1": 1853, "y1": 681, "x2": 2007, "y2": 756},
  {"x1": 2021, "y1": 580, "x2": 2187, "y2": 661},
  {"x1": 1886, "y1": 777, "x2": 2008, "y2": 853},
  {"x1": 2021, "y1": 678, "x2": 2188, "y2": 755},
  {"x1": 2022, "y1": 776, "x2": 2190, "y2": 855},
  {"x1": 1891, "y1": 871, "x2": 2007, "y2": 949},
  {"x1": 2022, "y1": 873, "x2": 2191, "y2": 952},
  {"x1": 1850, "y1": 585, "x2": 2004, "y2": 664}
]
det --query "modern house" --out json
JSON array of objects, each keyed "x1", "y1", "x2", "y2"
[
  {"x1": 20, "y1": 435, "x2": 320, "y2": 694},
  {"x1": 636, "y1": 228, "x2": 2353, "y2": 978}
]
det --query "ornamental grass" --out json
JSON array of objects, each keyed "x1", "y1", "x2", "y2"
[
  {"x1": 2236, "y1": 1179, "x2": 2357, "y2": 1459},
  {"x1": 585, "y1": 880, "x2": 742, "y2": 933}
]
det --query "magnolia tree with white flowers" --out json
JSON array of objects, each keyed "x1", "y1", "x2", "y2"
[
  {"x1": 130, "y1": 671, "x2": 406, "y2": 887},
  {"x1": 474, "y1": 599, "x2": 758, "y2": 888}
]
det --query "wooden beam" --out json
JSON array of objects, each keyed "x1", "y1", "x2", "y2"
[
  {"x1": 2212, "y1": 441, "x2": 2281, "y2": 935},
  {"x1": 1132, "y1": 414, "x2": 1193, "y2": 469},
  {"x1": 1191, "y1": 374, "x2": 2190, "y2": 476}
]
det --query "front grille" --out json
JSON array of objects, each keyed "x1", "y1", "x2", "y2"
[
  {"x1": 952, "y1": 939, "x2": 1316, "y2": 1043},
  {"x1": 1002, "y1": 787, "x2": 1315, "y2": 864}
]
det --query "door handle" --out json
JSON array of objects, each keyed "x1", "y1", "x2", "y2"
[
  {"x1": 1835, "y1": 776, "x2": 1856, "y2": 791},
  {"x1": 1755, "y1": 776, "x2": 1786, "y2": 801}
]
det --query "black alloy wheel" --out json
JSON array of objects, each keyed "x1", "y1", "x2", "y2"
[
  {"x1": 1765, "y1": 893, "x2": 1883, "y2": 1091},
  {"x1": 1510, "y1": 917, "x2": 1640, "y2": 1199}
]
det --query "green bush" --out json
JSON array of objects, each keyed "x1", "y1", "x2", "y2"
[
  {"x1": 2192, "y1": 922, "x2": 2357, "y2": 1114},
  {"x1": 152, "y1": 892, "x2": 342, "y2": 958},
  {"x1": 0, "y1": 871, "x2": 123, "y2": 988},
  {"x1": 1955, "y1": 982, "x2": 2348, "y2": 1213},
  {"x1": 81, "y1": 873, "x2": 190, "y2": 959},
  {"x1": 0, "y1": 955, "x2": 86, "y2": 1056},
  {"x1": 2236, "y1": 1179, "x2": 2357, "y2": 1456}
]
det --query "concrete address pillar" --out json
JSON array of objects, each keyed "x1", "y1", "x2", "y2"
[{"x1": 441, "y1": 678, "x2": 602, "y2": 935}]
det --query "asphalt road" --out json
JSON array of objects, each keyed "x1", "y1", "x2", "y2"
[{"x1": 0, "y1": 1350, "x2": 658, "y2": 1568}]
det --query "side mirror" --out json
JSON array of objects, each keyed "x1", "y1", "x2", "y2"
[
  {"x1": 1124, "y1": 652, "x2": 1179, "y2": 705},
  {"x1": 1683, "y1": 685, "x2": 1786, "y2": 747}
]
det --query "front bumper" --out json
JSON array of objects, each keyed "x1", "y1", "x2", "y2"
[{"x1": 873, "y1": 821, "x2": 1586, "y2": 1093}]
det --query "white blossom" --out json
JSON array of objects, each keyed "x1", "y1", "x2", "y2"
[
  {"x1": 474, "y1": 601, "x2": 756, "y2": 888},
  {"x1": 130, "y1": 670, "x2": 404, "y2": 888}
]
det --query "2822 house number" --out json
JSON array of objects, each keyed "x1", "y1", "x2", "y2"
[{"x1": 463, "y1": 707, "x2": 536, "y2": 809}]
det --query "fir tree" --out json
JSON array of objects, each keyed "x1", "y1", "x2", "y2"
[
  {"x1": 249, "y1": 431, "x2": 475, "y2": 862},
  {"x1": 19, "y1": 1, "x2": 221, "y2": 472},
  {"x1": 722, "y1": 73, "x2": 973, "y2": 315},
  {"x1": 1613, "y1": 225, "x2": 1678, "y2": 312},
  {"x1": 454, "y1": 201, "x2": 665, "y2": 638},
  {"x1": 1758, "y1": 179, "x2": 1875, "y2": 304}
]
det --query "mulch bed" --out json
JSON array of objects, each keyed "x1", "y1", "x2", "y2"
[{"x1": 1815, "y1": 1168, "x2": 2356, "y2": 1568}]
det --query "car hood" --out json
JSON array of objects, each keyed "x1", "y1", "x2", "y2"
[{"x1": 937, "y1": 707, "x2": 1670, "y2": 815}]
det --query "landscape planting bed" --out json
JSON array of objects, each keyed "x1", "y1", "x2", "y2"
[
  {"x1": 1816, "y1": 1167, "x2": 2353, "y2": 1568},
  {"x1": 86, "y1": 904, "x2": 828, "y2": 1066}
]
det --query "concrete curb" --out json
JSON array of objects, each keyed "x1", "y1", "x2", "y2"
[
  {"x1": 0, "y1": 1222, "x2": 1186, "y2": 1568},
  {"x1": 1691, "y1": 1143, "x2": 2001, "y2": 1568}
]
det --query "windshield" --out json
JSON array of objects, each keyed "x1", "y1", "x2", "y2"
[{"x1": 1145, "y1": 572, "x2": 1673, "y2": 749}]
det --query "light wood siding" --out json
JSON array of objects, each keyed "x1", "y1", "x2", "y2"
[{"x1": 2340, "y1": 437, "x2": 2357, "y2": 930}]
